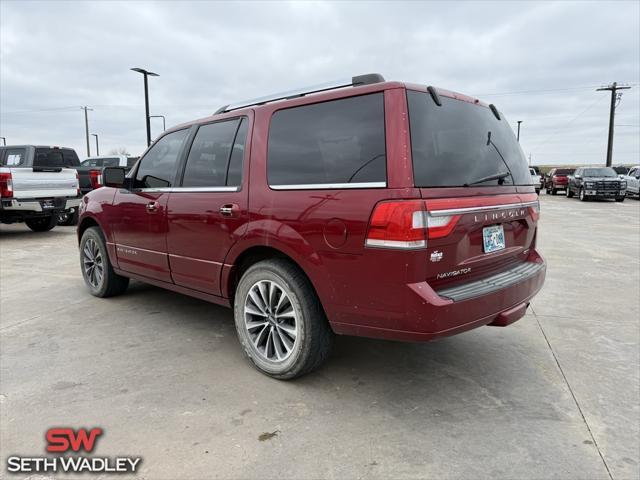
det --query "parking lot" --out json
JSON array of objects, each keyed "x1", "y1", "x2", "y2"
[{"x1": 0, "y1": 194, "x2": 638, "y2": 479}]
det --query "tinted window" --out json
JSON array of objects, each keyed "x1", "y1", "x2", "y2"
[
  {"x1": 268, "y1": 93, "x2": 386, "y2": 187},
  {"x1": 182, "y1": 118, "x2": 245, "y2": 187},
  {"x1": 2, "y1": 148, "x2": 26, "y2": 166},
  {"x1": 227, "y1": 118, "x2": 248, "y2": 187},
  {"x1": 408, "y1": 91, "x2": 531, "y2": 187},
  {"x1": 62, "y1": 149, "x2": 80, "y2": 167},
  {"x1": 135, "y1": 129, "x2": 188, "y2": 188},
  {"x1": 555, "y1": 168, "x2": 575, "y2": 175},
  {"x1": 34, "y1": 148, "x2": 64, "y2": 168}
]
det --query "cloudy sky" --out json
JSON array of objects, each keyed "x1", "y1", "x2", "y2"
[{"x1": 1, "y1": 0, "x2": 638, "y2": 165}]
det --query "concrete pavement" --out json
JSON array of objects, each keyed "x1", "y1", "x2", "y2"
[{"x1": 1, "y1": 194, "x2": 638, "y2": 479}]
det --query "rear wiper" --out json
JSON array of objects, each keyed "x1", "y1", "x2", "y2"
[{"x1": 464, "y1": 171, "x2": 512, "y2": 186}]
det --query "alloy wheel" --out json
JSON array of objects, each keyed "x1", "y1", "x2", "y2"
[
  {"x1": 82, "y1": 238, "x2": 104, "y2": 288},
  {"x1": 243, "y1": 280, "x2": 298, "y2": 363}
]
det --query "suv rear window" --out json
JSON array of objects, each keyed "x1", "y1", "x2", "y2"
[
  {"x1": 407, "y1": 91, "x2": 531, "y2": 187},
  {"x1": 268, "y1": 93, "x2": 386, "y2": 188}
]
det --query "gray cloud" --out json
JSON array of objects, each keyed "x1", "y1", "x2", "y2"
[{"x1": 1, "y1": 0, "x2": 638, "y2": 165}]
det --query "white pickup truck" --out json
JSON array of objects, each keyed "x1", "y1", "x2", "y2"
[
  {"x1": 622, "y1": 166, "x2": 640, "y2": 198},
  {"x1": 0, "y1": 145, "x2": 81, "y2": 231}
]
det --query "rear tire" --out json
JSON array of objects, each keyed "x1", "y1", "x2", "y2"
[
  {"x1": 234, "y1": 259, "x2": 334, "y2": 380},
  {"x1": 80, "y1": 226, "x2": 129, "y2": 297},
  {"x1": 551, "y1": 188, "x2": 557, "y2": 195},
  {"x1": 25, "y1": 215, "x2": 57, "y2": 232}
]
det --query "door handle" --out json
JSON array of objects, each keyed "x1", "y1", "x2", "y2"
[
  {"x1": 146, "y1": 201, "x2": 159, "y2": 213},
  {"x1": 219, "y1": 203, "x2": 239, "y2": 217}
]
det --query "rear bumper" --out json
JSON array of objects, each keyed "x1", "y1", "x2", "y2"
[
  {"x1": 0, "y1": 196, "x2": 81, "y2": 213},
  {"x1": 329, "y1": 251, "x2": 546, "y2": 342}
]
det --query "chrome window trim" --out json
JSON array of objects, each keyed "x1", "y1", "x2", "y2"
[
  {"x1": 270, "y1": 182, "x2": 386, "y2": 191},
  {"x1": 137, "y1": 186, "x2": 240, "y2": 193},
  {"x1": 428, "y1": 201, "x2": 539, "y2": 217}
]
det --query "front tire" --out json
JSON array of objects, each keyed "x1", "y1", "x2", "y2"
[
  {"x1": 551, "y1": 188, "x2": 557, "y2": 195},
  {"x1": 616, "y1": 196, "x2": 625, "y2": 202},
  {"x1": 234, "y1": 259, "x2": 334, "y2": 380},
  {"x1": 566, "y1": 187, "x2": 574, "y2": 198},
  {"x1": 25, "y1": 215, "x2": 57, "y2": 232},
  {"x1": 579, "y1": 188, "x2": 588, "y2": 201},
  {"x1": 80, "y1": 227, "x2": 129, "y2": 297}
]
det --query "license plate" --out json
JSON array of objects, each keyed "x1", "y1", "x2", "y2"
[
  {"x1": 40, "y1": 199, "x2": 55, "y2": 209},
  {"x1": 483, "y1": 225, "x2": 505, "y2": 253}
]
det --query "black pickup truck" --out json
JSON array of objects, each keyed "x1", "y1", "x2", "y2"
[
  {"x1": 566, "y1": 166, "x2": 627, "y2": 202},
  {"x1": 76, "y1": 155, "x2": 138, "y2": 195}
]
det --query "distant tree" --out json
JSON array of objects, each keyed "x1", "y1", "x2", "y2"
[{"x1": 108, "y1": 147, "x2": 130, "y2": 155}]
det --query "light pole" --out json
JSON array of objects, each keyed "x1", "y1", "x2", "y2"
[
  {"x1": 150, "y1": 115, "x2": 166, "y2": 131},
  {"x1": 516, "y1": 120, "x2": 523, "y2": 142},
  {"x1": 0, "y1": 137, "x2": 5, "y2": 146},
  {"x1": 131, "y1": 67, "x2": 159, "y2": 147},
  {"x1": 91, "y1": 134, "x2": 99, "y2": 156}
]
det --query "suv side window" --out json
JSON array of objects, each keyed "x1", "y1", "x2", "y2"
[
  {"x1": 182, "y1": 118, "x2": 247, "y2": 188},
  {"x1": 268, "y1": 93, "x2": 386, "y2": 188},
  {"x1": 134, "y1": 129, "x2": 189, "y2": 189}
]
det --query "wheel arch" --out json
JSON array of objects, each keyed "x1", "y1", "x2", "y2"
[{"x1": 223, "y1": 244, "x2": 334, "y2": 316}]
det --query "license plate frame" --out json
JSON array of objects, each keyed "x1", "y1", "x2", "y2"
[{"x1": 483, "y1": 224, "x2": 506, "y2": 254}]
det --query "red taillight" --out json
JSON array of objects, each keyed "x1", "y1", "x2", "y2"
[
  {"x1": 89, "y1": 169, "x2": 103, "y2": 189},
  {"x1": 365, "y1": 200, "x2": 464, "y2": 249},
  {"x1": 366, "y1": 200, "x2": 427, "y2": 249},
  {"x1": 0, "y1": 172, "x2": 13, "y2": 198}
]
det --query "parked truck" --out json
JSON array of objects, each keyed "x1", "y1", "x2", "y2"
[{"x1": 0, "y1": 146, "x2": 81, "y2": 231}]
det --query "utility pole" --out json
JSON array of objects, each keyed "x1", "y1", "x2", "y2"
[
  {"x1": 91, "y1": 133, "x2": 99, "y2": 156},
  {"x1": 517, "y1": 120, "x2": 523, "y2": 142},
  {"x1": 596, "y1": 82, "x2": 631, "y2": 167},
  {"x1": 81, "y1": 106, "x2": 93, "y2": 157}
]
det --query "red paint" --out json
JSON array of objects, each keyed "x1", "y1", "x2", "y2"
[{"x1": 79, "y1": 81, "x2": 545, "y2": 342}]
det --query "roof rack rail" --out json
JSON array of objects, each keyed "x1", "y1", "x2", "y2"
[{"x1": 214, "y1": 73, "x2": 385, "y2": 114}]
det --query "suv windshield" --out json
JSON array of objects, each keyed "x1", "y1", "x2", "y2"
[
  {"x1": 583, "y1": 168, "x2": 617, "y2": 177},
  {"x1": 407, "y1": 91, "x2": 531, "y2": 187},
  {"x1": 555, "y1": 169, "x2": 575, "y2": 175}
]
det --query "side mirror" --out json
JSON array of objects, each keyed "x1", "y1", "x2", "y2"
[{"x1": 103, "y1": 167, "x2": 127, "y2": 188}]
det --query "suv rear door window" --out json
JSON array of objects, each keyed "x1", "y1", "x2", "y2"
[
  {"x1": 268, "y1": 93, "x2": 386, "y2": 188},
  {"x1": 182, "y1": 118, "x2": 247, "y2": 187},
  {"x1": 407, "y1": 91, "x2": 531, "y2": 187},
  {"x1": 134, "y1": 129, "x2": 189, "y2": 188}
]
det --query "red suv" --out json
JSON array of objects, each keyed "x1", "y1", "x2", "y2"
[{"x1": 78, "y1": 74, "x2": 545, "y2": 379}]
